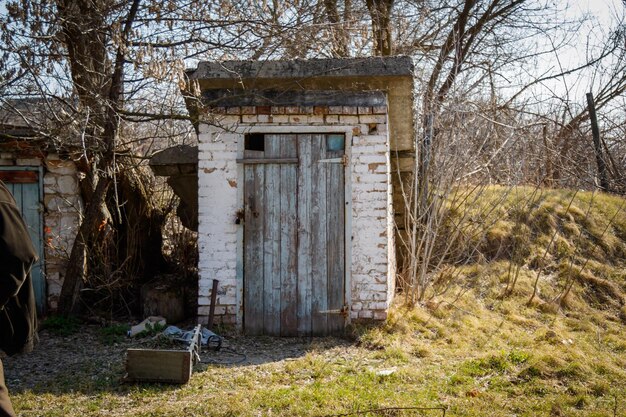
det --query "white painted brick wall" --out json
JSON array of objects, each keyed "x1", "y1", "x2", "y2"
[
  {"x1": 196, "y1": 108, "x2": 394, "y2": 328},
  {"x1": 43, "y1": 156, "x2": 82, "y2": 311},
  {"x1": 196, "y1": 129, "x2": 240, "y2": 325}
]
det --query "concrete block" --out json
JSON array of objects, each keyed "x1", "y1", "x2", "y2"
[
  {"x1": 271, "y1": 106, "x2": 285, "y2": 114},
  {"x1": 373, "y1": 310, "x2": 387, "y2": 320},
  {"x1": 328, "y1": 106, "x2": 344, "y2": 114},
  {"x1": 16, "y1": 158, "x2": 41, "y2": 166},
  {"x1": 359, "y1": 134, "x2": 387, "y2": 144},
  {"x1": 339, "y1": 115, "x2": 359, "y2": 125},
  {"x1": 324, "y1": 115, "x2": 340, "y2": 124},
  {"x1": 372, "y1": 106, "x2": 387, "y2": 114},
  {"x1": 46, "y1": 160, "x2": 76, "y2": 175},
  {"x1": 359, "y1": 114, "x2": 387, "y2": 124},
  {"x1": 198, "y1": 305, "x2": 226, "y2": 316},
  {"x1": 370, "y1": 301, "x2": 388, "y2": 310},
  {"x1": 242, "y1": 115, "x2": 258, "y2": 123},
  {"x1": 211, "y1": 107, "x2": 227, "y2": 114},
  {"x1": 57, "y1": 175, "x2": 78, "y2": 194},
  {"x1": 358, "y1": 310, "x2": 374, "y2": 319},
  {"x1": 215, "y1": 115, "x2": 241, "y2": 125}
]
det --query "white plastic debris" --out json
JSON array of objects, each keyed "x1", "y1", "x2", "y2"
[
  {"x1": 376, "y1": 368, "x2": 397, "y2": 376},
  {"x1": 127, "y1": 316, "x2": 166, "y2": 337}
]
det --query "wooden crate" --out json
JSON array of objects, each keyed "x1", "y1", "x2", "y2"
[{"x1": 124, "y1": 325, "x2": 200, "y2": 384}]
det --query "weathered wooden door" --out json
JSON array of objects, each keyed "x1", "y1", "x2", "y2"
[
  {"x1": 243, "y1": 133, "x2": 346, "y2": 336},
  {"x1": 0, "y1": 167, "x2": 45, "y2": 314}
]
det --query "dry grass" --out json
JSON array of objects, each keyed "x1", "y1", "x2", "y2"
[{"x1": 9, "y1": 186, "x2": 626, "y2": 416}]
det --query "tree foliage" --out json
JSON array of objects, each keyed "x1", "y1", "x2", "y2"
[{"x1": 1, "y1": 0, "x2": 625, "y2": 310}]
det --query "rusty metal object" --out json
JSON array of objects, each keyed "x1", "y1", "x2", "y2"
[{"x1": 207, "y1": 279, "x2": 219, "y2": 330}]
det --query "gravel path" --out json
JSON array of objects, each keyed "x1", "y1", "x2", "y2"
[
  {"x1": 2, "y1": 324, "x2": 354, "y2": 393},
  {"x1": 2, "y1": 326, "x2": 134, "y2": 392}
]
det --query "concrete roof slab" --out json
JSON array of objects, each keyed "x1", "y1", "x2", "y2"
[{"x1": 185, "y1": 57, "x2": 416, "y2": 151}]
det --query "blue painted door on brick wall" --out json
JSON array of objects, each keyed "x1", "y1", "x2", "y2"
[{"x1": 0, "y1": 167, "x2": 45, "y2": 314}]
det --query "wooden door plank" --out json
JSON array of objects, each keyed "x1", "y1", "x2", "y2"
[
  {"x1": 280, "y1": 134, "x2": 298, "y2": 336},
  {"x1": 0, "y1": 170, "x2": 38, "y2": 183},
  {"x1": 296, "y1": 135, "x2": 313, "y2": 336},
  {"x1": 21, "y1": 182, "x2": 45, "y2": 313},
  {"x1": 12, "y1": 183, "x2": 23, "y2": 210},
  {"x1": 311, "y1": 134, "x2": 328, "y2": 335},
  {"x1": 327, "y1": 137, "x2": 346, "y2": 333},
  {"x1": 236, "y1": 158, "x2": 298, "y2": 164},
  {"x1": 4, "y1": 179, "x2": 45, "y2": 313},
  {"x1": 244, "y1": 163, "x2": 265, "y2": 335},
  {"x1": 263, "y1": 134, "x2": 281, "y2": 335}
]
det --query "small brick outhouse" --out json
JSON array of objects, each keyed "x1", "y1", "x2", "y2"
[
  {"x1": 0, "y1": 100, "x2": 83, "y2": 313},
  {"x1": 186, "y1": 57, "x2": 416, "y2": 335}
]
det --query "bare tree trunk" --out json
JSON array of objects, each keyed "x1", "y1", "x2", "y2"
[
  {"x1": 323, "y1": 0, "x2": 350, "y2": 57},
  {"x1": 57, "y1": 0, "x2": 141, "y2": 315},
  {"x1": 366, "y1": 0, "x2": 394, "y2": 56},
  {"x1": 542, "y1": 124, "x2": 553, "y2": 187},
  {"x1": 57, "y1": 177, "x2": 111, "y2": 314},
  {"x1": 586, "y1": 92, "x2": 610, "y2": 192}
]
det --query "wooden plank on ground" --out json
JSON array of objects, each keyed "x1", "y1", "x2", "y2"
[
  {"x1": 125, "y1": 349, "x2": 192, "y2": 384},
  {"x1": 280, "y1": 134, "x2": 298, "y2": 336},
  {"x1": 297, "y1": 135, "x2": 313, "y2": 336}
]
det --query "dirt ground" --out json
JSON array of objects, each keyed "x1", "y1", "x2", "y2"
[{"x1": 2, "y1": 324, "x2": 353, "y2": 393}]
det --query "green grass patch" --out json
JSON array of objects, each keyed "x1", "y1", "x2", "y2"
[
  {"x1": 99, "y1": 323, "x2": 130, "y2": 345},
  {"x1": 41, "y1": 315, "x2": 80, "y2": 336}
]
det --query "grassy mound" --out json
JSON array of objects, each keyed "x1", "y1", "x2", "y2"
[
  {"x1": 437, "y1": 186, "x2": 626, "y2": 310},
  {"x1": 356, "y1": 186, "x2": 626, "y2": 415}
]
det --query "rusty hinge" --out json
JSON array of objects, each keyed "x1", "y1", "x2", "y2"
[{"x1": 318, "y1": 305, "x2": 349, "y2": 317}]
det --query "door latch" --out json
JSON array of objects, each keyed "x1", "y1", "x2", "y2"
[
  {"x1": 318, "y1": 305, "x2": 349, "y2": 317},
  {"x1": 317, "y1": 155, "x2": 348, "y2": 167}
]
